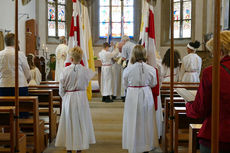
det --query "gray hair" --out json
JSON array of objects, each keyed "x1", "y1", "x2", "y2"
[
  {"x1": 59, "y1": 36, "x2": 66, "y2": 44},
  {"x1": 121, "y1": 35, "x2": 130, "y2": 42}
]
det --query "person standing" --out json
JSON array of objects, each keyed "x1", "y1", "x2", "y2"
[
  {"x1": 180, "y1": 41, "x2": 202, "y2": 82},
  {"x1": 55, "y1": 36, "x2": 68, "y2": 82},
  {"x1": 0, "y1": 33, "x2": 31, "y2": 96},
  {"x1": 122, "y1": 45, "x2": 159, "y2": 153},
  {"x1": 186, "y1": 31, "x2": 230, "y2": 153},
  {"x1": 27, "y1": 54, "x2": 42, "y2": 86},
  {"x1": 121, "y1": 35, "x2": 136, "y2": 66},
  {"x1": 99, "y1": 42, "x2": 119, "y2": 102},
  {"x1": 162, "y1": 49, "x2": 181, "y2": 82},
  {"x1": 55, "y1": 47, "x2": 96, "y2": 153}
]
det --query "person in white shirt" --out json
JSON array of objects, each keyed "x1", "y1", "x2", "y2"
[
  {"x1": 0, "y1": 33, "x2": 31, "y2": 96},
  {"x1": 55, "y1": 36, "x2": 68, "y2": 82},
  {"x1": 27, "y1": 54, "x2": 41, "y2": 86},
  {"x1": 55, "y1": 47, "x2": 96, "y2": 153},
  {"x1": 122, "y1": 45, "x2": 159, "y2": 153},
  {"x1": 99, "y1": 42, "x2": 119, "y2": 102},
  {"x1": 121, "y1": 35, "x2": 136, "y2": 66},
  {"x1": 162, "y1": 48, "x2": 181, "y2": 82},
  {"x1": 180, "y1": 41, "x2": 202, "y2": 82}
]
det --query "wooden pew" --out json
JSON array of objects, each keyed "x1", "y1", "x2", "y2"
[
  {"x1": 28, "y1": 89, "x2": 57, "y2": 142},
  {"x1": 173, "y1": 107, "x2": 203, "y2": 153},
  {"x1": 162, "y1": 82, "x2": 200, "y2": 85},
  {"x1": 163, "y1": 97, "x2": 186, "y2": 153},
  {"x1": 40, "y1": 81, "x2": 59, "y2": 85},
  {"x1": 29, "y1": 85, "x2": 62, "y2": 114},
  {"x1": 0, "y1": 97, "x2": 42, "y2": 153},
  {"x1": 188, "y1": 124, "x2": 202, "y2": 153}
]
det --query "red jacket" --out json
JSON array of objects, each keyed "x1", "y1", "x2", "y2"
[{"x1": 186, "y1": 56, "x2": 230, "y2": 143}]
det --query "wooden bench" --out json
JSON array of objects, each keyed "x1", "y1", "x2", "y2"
[
  {"x1": 173, "y1": 107, "x2": 203, "y2": 153},
  {"x1": 28, "y1": 89, "x2": 57, "y2": 142},
  {"x1": 163, "y1": 97, "x2": 186, "y2": 153},
  {"x1": 40, "y1": 81, "x2": 59, "y2": 85},
  {"x1": 188, "y1": 124, "x2": 202, "y2": 153},
  {"x1": 29, "y1": 85, "x2": 62, "y2": 114},
  {"x1": 0, "y1": 97, "x2": 42, "y2": 153}
]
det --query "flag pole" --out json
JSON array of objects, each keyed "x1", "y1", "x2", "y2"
[
  {"x1": 169, "y1": 0, "x2": 174, "y2": 152},
  {"x1": 211, "y1": 0, "x2": 221, "y2": 152},
  {"x1": 15, "y1": 0, "x2": 20, "y2": 152}
]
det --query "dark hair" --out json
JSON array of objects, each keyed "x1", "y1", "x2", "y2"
[
  {"x1": 162, "y1": 48, "x2": 181, "y2": 68},
  {"x1": 189, "y1": 40, "x2": 200, "y2": 49},
  {"x1": 27, "y1": 54, "x2": 35, "y2": 69},
  {"x1": 103, "y1": 42, "x2": 110, "y2": 49},
  {"x1": 5, "y1": 33, "x2": 15, "y2": 46}
]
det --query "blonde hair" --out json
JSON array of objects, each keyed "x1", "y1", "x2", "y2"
[
  {"x1": 130, "y1": 45, "x2": 147, "y2": 64},
  {"x1": 206, "y1": 31, "x2": 230, "y2": 56},
  {"x1": 68, "y1": 47, "x2": 83, "y2": 63}
]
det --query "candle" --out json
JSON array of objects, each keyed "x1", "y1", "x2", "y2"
[
  {"x1": 42, "y1": 44, "x2": 45, "y2": 50},
  {"x1": 46, "y1": 47, "x2": 48, "y2": 52}
]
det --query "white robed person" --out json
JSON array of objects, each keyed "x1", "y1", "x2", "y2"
[
  {"x1": 180, "y1": 41, "x2": 202, "y2": 82},
  {"x1": 55, "y1": 36, "x2": 68, "y2": 82},
  {"x1": 27, "y1": 54, "x2": 42, "y2": 86},
  {"x1": 99, "y1": 42, "x2": 119, "y2": 102},
  {"x1": 122, "y1": 45, "x2": 159, "y2": 153},
  {"x1": 55, "y1": 47, "x2": 96, "y2": 152}
]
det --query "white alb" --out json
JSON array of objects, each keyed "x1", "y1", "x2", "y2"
[
  {"x1": 55, "y1": 64, "x2": 96, "y2": 150},
  {"x1": 122, "y1": 62, "x2": 159, "y2": 153}
]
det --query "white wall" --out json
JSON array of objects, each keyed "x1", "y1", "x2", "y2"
[
  {"x1": 37, "y1": 0, "x2": 58, "y2": 56},
  {"x1": 0, "y1": 0, "x2": 36, "y2": 53},
  {"x1": 154, "y1": 0, "x2": 206, "y2": 58}
]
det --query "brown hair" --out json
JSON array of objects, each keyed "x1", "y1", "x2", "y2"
[
  {"x1": 5, "y1": 33, "x2": 15, "y2": 46},
  {"x1": 130, "y1": 45, "x2": 147, "y2": 64},
  {"x1": 103, "y1": 42, "x2": 110, "y2": 49},
  {"x1": 69, "y1": 46, "x2": 83, "y2": 63},
  {"x1": 27, "y1": 54, "x2": 36, "y2": 69}
]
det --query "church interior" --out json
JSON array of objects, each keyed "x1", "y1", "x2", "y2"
[{"x1": 0, "y1": 0, "x2": 229, "y2": 153}]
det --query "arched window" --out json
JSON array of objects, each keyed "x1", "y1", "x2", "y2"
[
  {"x1": 47, "y1": 0, "x2": 66, "y2": 38},
  {"x1": 99, "y1": 0, "x2": 134, "y2": 38}
]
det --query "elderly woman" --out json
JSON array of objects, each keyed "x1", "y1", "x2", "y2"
[
  {"x1": 122, "y1": 45, "x2": 159, "y2": 153},
  {"x1": 186, "y1": 31, "x2": 230, "y2": 153}
]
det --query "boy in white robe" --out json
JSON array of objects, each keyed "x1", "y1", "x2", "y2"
[
  {"x1": 122, "y1": 45, "x2": 159, "y2": 153},
  {"x1": 99, "y1": 42, "x2": 119, "y2": 102},
  {"x1": 55, "y1": 47, "x2": 96, "y2": 152},
  {"x1": 180, "y1": 41, "x2": 202, "y2": 82}
]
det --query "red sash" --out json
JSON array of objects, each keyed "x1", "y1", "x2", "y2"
[{"x1": 151, "y1": 68, "x2": 159, "y2": 111}]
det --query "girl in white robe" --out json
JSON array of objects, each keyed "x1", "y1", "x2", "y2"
[
  {"x1": 180, "y1": 41, "x2": 202, "y2": 82},
  {"x1": 27, "y1": 54, "x2": 42, "y2": 86},
  {"x1": 55, "y1": 47, "x2": 96, "y2": 152},
  {"x1": 99, "y1": 42, "x2": 119, "y2": 102},
  {"x1": 122, "y1": 45, "x2": 159, "y2": 153},
  {"x1": 161, "y1": 49, "x2": 181, "y2": 82}
]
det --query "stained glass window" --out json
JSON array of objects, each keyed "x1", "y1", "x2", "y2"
[
  {"x1": 48, "y1": 0, "x2": 66, "y2": 37},
  {"x1": 173, "y1": 0, "x2": 192, "y2": 38},
  {"x1": 99, "y1": 0, "x2": 134, "y2": 38}
]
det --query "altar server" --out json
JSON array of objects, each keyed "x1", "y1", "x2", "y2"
[
  {"x1": 55, "y1": 47, "x2": 96, "y2": 153},
  {"x1": 55, "y1": 36, "x2": 68, "y2": 81},
  {"x1": 180, "y1": 41, "x2": 202, "y2": 82},
  {"x1": 122, "y1": 45, "x2": 159, "y2": 153},
  {"x1": 99, "y1": 42, "x2": 119, "y2": 102},
  {"x1": 27, "y1": 54, "x2": 41, "y2": 86},
  {"x1": 162, "y1": 48, "x2": 181, "y2": 82}
]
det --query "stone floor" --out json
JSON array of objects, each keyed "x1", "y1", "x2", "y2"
[{"x1": 43, "y1": 97, "x2": 162, "y2": 153}]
